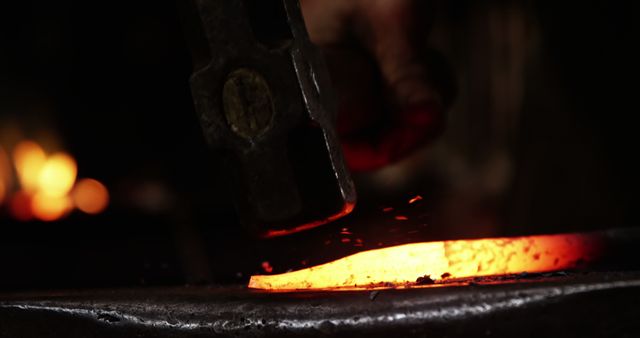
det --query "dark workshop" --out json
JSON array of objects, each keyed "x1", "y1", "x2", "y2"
[{"x1": 0, "y1": 0, "x2": 638, "y2": 337}]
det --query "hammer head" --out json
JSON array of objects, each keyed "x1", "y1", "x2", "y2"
[{"x1": 182, "y1": 0, "x2": 356, "y2": 238}]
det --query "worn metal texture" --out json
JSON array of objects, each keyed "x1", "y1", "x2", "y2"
[
  {"x1": 180, "y1": 0, "x2": 355, "y2": 238},
  {"x1": 1, "y1": 272, "x2": 639, "y2": 337}
]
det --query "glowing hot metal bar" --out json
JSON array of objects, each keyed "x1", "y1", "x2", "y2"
[{"x1": 249, "y1": 232, "x2": 604, "y2": 290}]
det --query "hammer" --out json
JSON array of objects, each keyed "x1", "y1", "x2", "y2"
[{"x1": 180, "y1": 0, "x2": 356, "y2": 238}]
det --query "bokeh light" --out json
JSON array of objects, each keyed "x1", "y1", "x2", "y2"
[
  {"x1": 13, "y1": 140, "x2": 46, "y2": 192},
  {"x1": 9, "y1": 190, "x2": 34, "y2": 222},
  {"x1": 31, "y1": 192, "x2": 73, "y2": 222},
  {"x1": 0, "y1": 179, "x2": 6, "y2": 206},
  {"x1": 0, "y1": 147, "x2": 10, "y2": 205},
  {"x1": 3, "y1": 138, "x2": 108, "y2": 222},
  {"x1": 37, "y1": 153, "x2": 77, "y2": 197},
  {"x1": 72, "y1": 178, "x2": 109, "y2": 215}
]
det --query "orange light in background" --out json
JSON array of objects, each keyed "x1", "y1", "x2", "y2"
[
  {"x1": 0, "y1": 147, "x2": 10, "y2": 205},
  {"x1": 9, "y1": 191, "x2": 34, "y2": 221},
  {"x1": 31, "y1": 192, "x2": 72, "y2": 222},
  {"x1": 72, "y1": 178, "x2": 109, "y2": 214},
  {"x1": 4, "y1": 138, "x2": 108, "y2": 222},
  {"x1": 37, "y1": 153, "x2": 77, "y2": 197},
  {"x1": 13, "y1": 141, "x2": 46, "y2": 192},
  {"x1": 249, "y1": 232, "x2": 604, "y2": 291},
  {"x1": 0, "y1": 179, "x2": 5, "y2": 206}
]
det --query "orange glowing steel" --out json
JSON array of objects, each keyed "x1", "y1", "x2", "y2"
[{"x1": 249, "y1": 233, "x2": 603, "y2": 291}]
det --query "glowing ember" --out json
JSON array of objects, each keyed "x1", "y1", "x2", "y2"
[
  {"x1": 249, "y1": 232, "x2": 603, "y2": 291},
  {"x1": 408, "y1": 195, "x2": 423, "y2": 204},
  {"x1": 261, "y1": 261, "x2": 274, "y2": 273},
  {"x1": 395, "y1": 215, "x2": 409, "y2": 221}
]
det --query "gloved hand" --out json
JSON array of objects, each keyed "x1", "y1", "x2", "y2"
[{"x1": 301, "y1": 0, "x2": 453, "y2": 172}]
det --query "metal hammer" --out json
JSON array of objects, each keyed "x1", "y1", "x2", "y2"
[{"x1": 180, "y1": 0, "x2": 355, "y2": 238}]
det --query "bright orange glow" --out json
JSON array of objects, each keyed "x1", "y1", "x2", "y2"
[
  {"x1": 13, "y1": 141, "x2": 46, "y2": 192},
  {"x1": 31, "y1": 192, "x2": 72, "y2": 222},
  {"x1": 37, "y1": 153, "x2": 77, "y2": 197},
  {"x1": 72, "y1": 178, "x2": 109, "y2": 214},
  {"x1": 5, "y1": 137, "x2": 106, "y2": 222},
  {"x1": 262, "y1": 202, "x2": 355, "y2": 238},
  {"x1": 249, "y1": 233, "x2": 604, "y2": 291}
]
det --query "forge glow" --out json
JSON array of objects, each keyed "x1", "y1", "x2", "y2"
[
  {"x1": 249, "y1": 232, "x2": 604, "y2": 291},
  {"x1": 262, "y1": 202, "x2": 355, "y2": 238},
  {"x1": 1, "y1": 139, "x2": 109, "y2": 221}
]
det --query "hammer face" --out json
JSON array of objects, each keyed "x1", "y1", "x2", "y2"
[{"x1": 182, "y1": 0, "x2": 355, "y2": 237}]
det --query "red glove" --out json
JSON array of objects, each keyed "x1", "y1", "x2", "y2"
[{"x1": 302, "y1": 0, "x2": 450, "y2": 172}]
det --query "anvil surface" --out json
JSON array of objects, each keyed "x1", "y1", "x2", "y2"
[{"x1": 1, "y1": 272, "x2": 640, "y2": 337}]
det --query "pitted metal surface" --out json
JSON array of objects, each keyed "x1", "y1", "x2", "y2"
[{"x1": 2, "y1": 272, "x2": 640, "y2": 337}]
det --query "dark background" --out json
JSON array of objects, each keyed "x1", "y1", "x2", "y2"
[{"x1": 0, "y1": 0, "x2": 637, "y2": 291}]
